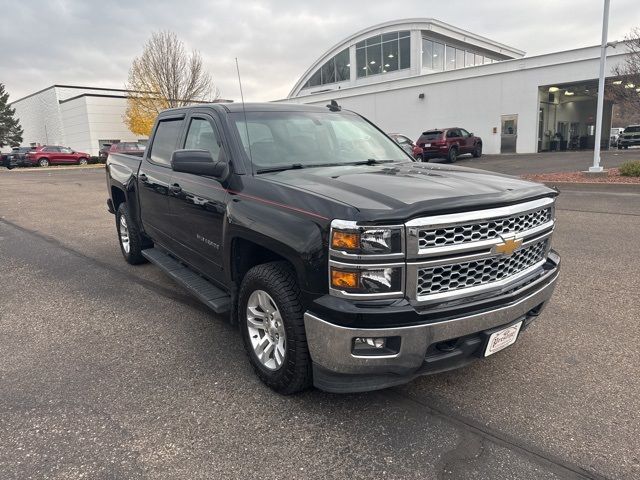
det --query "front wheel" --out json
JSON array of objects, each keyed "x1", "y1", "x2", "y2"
[
  {"x1": 38, "y1": 158, "x2": 50, "y2": 167},
  {"x1": 239, "y1": 262, "x2": 312, "y2": 395},
  {"x1": 78, "y1": 157, "x2": 88, "y2": 166},
  {"x1": 116, "y1": 203, "x2": 146, "y2": 265},
  {"x1": 472, "y1": 144, "x2": 482, "y2": 158}
]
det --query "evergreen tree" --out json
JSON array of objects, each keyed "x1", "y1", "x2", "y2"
[{"x1": 0, "y1": 83, "x2": 23, "y2": 147}]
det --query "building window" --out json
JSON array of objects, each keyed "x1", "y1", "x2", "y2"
[
  {"x1": 422, "y1": 37, "x2": 501, "y2": 72},
  {"x1": 445, "y1": 45, "x2": 456, "y2": 70},
  {"x1": 421, "y1": 39, "x2": 445, "y2": 71},
  {"x1": 304, "y1": 48, "x2": 351, "y2": 88},
  {"x1": 356, "y1": 30, "x2": 410, "y2": 78}
]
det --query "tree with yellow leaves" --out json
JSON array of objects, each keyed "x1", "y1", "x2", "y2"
[{"x1": 124, "y1": 31, "x2": 219, "y2": 136}]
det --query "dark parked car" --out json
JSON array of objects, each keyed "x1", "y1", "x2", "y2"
[
  {"x1": 3, "y1": 146, "x2": 36, "y2": 169},
  {"x1": 26, "y1": 146, "x2": 91, "y2": 167},
  {"x1": 388, "y1": 133, "x2": 422, "y2": 158},
  {"x1": 109, "y1": 142, "x2": 146, "y2": 157},
  {"x1": 105, "y1": 103, "x2": 560, "y2": 395},
  {"x1": 99, "y1": 144, "x2": 112, "y2": 161},
  {"x1": 618, "y1": 125, "x2": 640, "y2": 149},
  {"x1": 417, "y1": 128, "x2": 482, "y2": 162}
]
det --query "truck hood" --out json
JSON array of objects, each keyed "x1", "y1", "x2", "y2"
[{"x1": 262, "y1": 161, "x2": 556, "y2": 221}]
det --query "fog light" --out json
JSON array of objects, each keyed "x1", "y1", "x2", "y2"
[
  {"x1": 352, "y1": 336, "x2": 401, "y2": 356},
  {"x1": 354, "y1": 337, "x2": 386, "y2": 349}
]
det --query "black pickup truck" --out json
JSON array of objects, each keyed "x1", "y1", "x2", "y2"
[{"x1": 105, "y1": 102, "x2": 560, "y2": 394}]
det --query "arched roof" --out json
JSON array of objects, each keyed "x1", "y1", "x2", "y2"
[{"x1": 288, "y1": 18, "x2": 525, "y2": 98}]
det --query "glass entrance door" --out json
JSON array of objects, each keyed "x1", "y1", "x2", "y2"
[{"x1": 501, "y1": 114, "x2": 518, "y2": 153}]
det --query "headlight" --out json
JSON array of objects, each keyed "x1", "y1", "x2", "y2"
[
  {"x1": 330, "y1": 220, "x2": 404, "y2": 257},
  {"x1": 329, "y1": 263, "x2": 404, "y2": 298}
]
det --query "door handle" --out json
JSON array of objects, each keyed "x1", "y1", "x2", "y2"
[
  {"x1": 139, "y1": 173, "x2": 148, "y2": 182},
  {"x1": 169, "y1": 183, "x2": 182, "y2": 194}
]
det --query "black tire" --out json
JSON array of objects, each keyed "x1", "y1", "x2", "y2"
[
  {"x1": 472, "y1": 144, "x2": 482, "y2": 158},
  {"x1": 618, "y1": 145, "x2": 623, "y2": 150},
  {"x1": 447, "y1": 147, "x2": 458, "y2": 163},
  {"x1": 116, "y1": 203, "x2": 147, "y2": 265},
  {"x1": 624, "y1": 146, "x2": 629, "y2": 150},
  {"x1": 416, "y1": 154, "x2": 424, "y2": 162},
  {"x1": 239, "y1": 261, "x2": 312, "y2": 395},
  {"x1": 38, "y1": 158, "x2": 50, "y2": 167},
  {"x1": 78, "y1": 157, "x2": 88, "y2": 166}
]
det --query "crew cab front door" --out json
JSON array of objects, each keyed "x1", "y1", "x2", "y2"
[
  {"x1": 167, "y1": 114, "x2": 228, "y2": 283},
  {"x1": 137, "y1": 116, "x2": 184, "y2": 246}
]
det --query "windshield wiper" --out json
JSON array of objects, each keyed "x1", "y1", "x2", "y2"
[{"x1": 256, "y1": 163, "x2": 304, "y2": 174}]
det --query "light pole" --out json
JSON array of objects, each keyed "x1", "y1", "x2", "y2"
[{"x1": 589, "y1": 0, "x2": 611, "y2": 173}]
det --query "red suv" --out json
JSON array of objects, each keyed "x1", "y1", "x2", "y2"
[
  {"x1": 417, "y1": 128, "x2": 482, "y2": 163},
  {"x1": 27, "y1": 146, "x2": 91, "y2": 167}
]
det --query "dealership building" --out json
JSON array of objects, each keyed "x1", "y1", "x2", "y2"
[
  {"x1": 282, "y1": 18, "x2": 634, "y2": 155},
  {"x1": 9, "y1": 85, "x2": 144, "y2": 156},
  {"x1": 9, "y1": 18, "x2": 635, "y2": 157}
]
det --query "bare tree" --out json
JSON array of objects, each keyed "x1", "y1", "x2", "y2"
[
  {"x1": 125, "y1": 31, "x2": 219, "y2": 136},
  {"x1": 608, "y1": 28, "x2": 640, "y2": 112}
]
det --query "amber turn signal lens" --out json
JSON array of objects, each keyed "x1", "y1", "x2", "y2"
[
  {"x1": 331, "y1": 268, "x2": 359, "y2": 289},
  {"x1": 332, "y1": 231, "x2": 360, "y2": 250}
]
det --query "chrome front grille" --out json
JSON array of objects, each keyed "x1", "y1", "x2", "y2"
[
  {"x1": 405, "y1": 197, "x2": 556, "y2": 304},
  {"x1": 416, "y1": 239, "x2": 548, "y2": 296},
  {"x1": 418, "y1": 206, "x2": 552, "y2": 249}
]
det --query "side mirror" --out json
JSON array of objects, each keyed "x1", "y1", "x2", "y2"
[
  {"x1": 171, "y1": 149, "x2": 228, "y2": 179},
  {"x1": 468, "y1": 133, "x2": 474, "y2": 137}
]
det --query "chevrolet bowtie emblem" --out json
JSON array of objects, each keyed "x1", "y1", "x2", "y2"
[{"x1": 494, "y1": 237, "x2": 523, "y2": 256}]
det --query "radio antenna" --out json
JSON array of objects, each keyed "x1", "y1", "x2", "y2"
[{"x1": 235, "y1": 57, "x2": 254, "y2": 168}]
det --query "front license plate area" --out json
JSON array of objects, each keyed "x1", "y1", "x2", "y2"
[
  {"x1": 425, "y1": 143, "x2": 431, "y2": 147},
  {"x1": 484, "y1": 321, "x2": 522, "y2": 357}
]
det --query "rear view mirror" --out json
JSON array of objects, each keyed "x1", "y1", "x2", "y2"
[{"x1": 171, "y1": 149, "x2": 228, "y2": 179}]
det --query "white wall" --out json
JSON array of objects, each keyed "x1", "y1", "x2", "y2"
[
  {"x1": 282, "y1": 45, "x2": 630, "y2": 155},
  {"x1": 12, "y1": 87, "x2": 66, "y2": 147}
]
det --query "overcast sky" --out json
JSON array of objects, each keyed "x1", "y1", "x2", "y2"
[{"x1": 1, "y1": 0, "x2": 637, "y2": 103}]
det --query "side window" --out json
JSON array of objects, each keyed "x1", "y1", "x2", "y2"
[
  {"x1": 184, "y1": 118, "x2": 221, "y2": 160},
  {"x1": 149, "y1": 119, "x2": 183, "y2": 166},
  {"x1": 459, "y1": 129, "x2": 470, "y2": 138},
  {"x1": 446, "y1": 130, "x2": 456, "y2": 138},
  {"x1": 60, "y1": 147, "x2": 72, "y2": 153}
]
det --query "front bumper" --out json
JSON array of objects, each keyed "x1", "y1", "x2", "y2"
[{"x1": 304, "y1": 253, "x2": 559, "y2": 393}]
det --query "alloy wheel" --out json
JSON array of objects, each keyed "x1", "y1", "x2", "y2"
[
  {"x1": 119, "y1": 215, "x2": 130, "y2": 253},
  {"x1": 246, "y1": 289, "x2": 286, "y2": 370}
]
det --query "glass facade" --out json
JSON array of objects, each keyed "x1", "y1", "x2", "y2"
[
  {"x1": 304, "y1": 48, "x2": 350, "y2": 88},
  {"x1": 356, "y1": 30, "x2": 410, "y2": 78},
  {"x1": 422, "y1": 37, "x2": 501, "y2": 72}
]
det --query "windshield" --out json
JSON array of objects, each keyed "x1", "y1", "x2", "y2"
[{"x1": 231, "y1": 110, "x2": 409, "y2": 171}]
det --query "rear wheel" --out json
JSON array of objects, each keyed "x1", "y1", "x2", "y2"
[
  {"x1": 38, "y1": 158, "x2": 50, "y2": 167},
  {"x1": 416, "y1": 154, "x2": 425, "y2": 162},
  {"x1": 239, "y1": 261, "x2": 312, "y2": 395},
  {"x1": 447, "y1": 147, "x2": 458, "y2": 163},
  {"x1": 116, "y1": 203, "x2": 146, "y2": 265},
  {"x1": 472, "y1": 144, "x2": 482, "y2": 158}
]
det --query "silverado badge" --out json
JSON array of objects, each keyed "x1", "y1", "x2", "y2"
[{"x1": 494, "y1": 236, "x2": 523, "y2": 256}]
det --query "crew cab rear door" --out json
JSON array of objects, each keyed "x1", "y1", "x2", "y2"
[
  {"x1": 166, "y1": 112, "x2": 228, "y2": 283},
  {"x1": 137, "y1": 115, "x2": 185, "y2": 246}
]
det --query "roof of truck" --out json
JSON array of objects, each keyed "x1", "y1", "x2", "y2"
[{"x1": 198, "y1": 102, "x2": 342, "y2": 114}]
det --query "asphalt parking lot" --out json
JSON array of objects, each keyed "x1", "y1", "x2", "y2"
[{"x1": 1, "y1": 162, "x2": 639, "y2": 479}]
